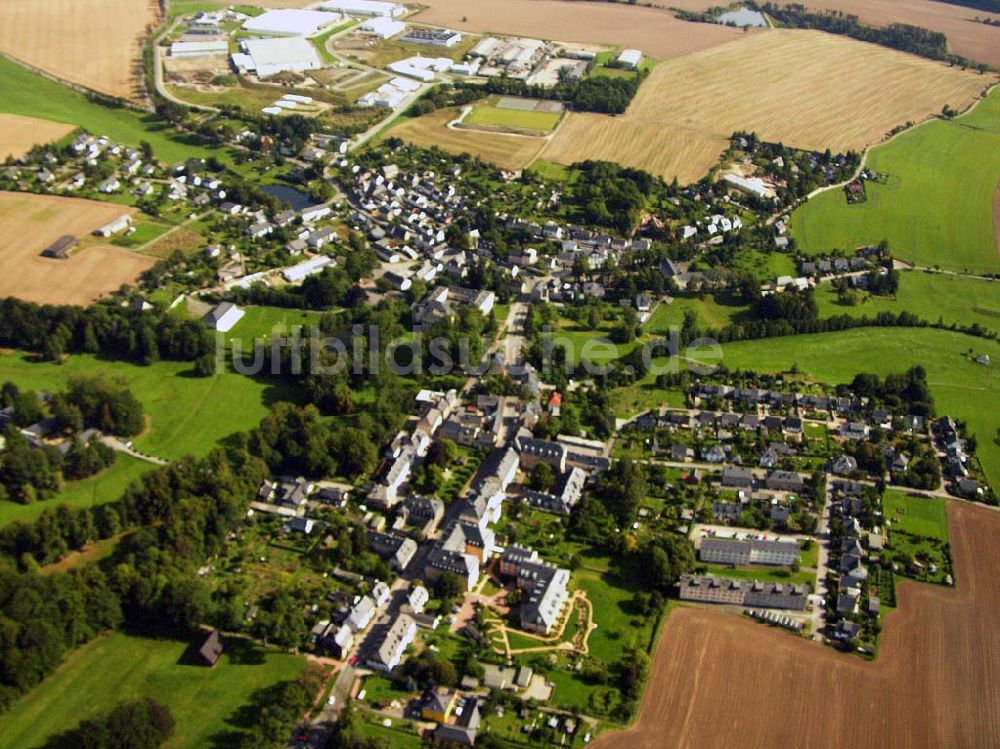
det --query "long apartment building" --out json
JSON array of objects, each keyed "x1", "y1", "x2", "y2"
[
  {"x1": 677, "y1": 574, "x2": 808, "y2": 611},
  {"x1": 699, "y1": 536, "x2": 800, "y2": 566}
]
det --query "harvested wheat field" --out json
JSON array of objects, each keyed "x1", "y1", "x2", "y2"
[
  {"x1": 0, "y1": 114, "x2": 75, "y2": 160},
  {"x1": 540, "y1": 116, "x2": 727, "y2": 185},
  {"x1": 803, "y1": 0, "x2": 1000, "y2": 67},
  {"x1": 0, "y1": 192, "x2": 154, "y2": 306},
  {"x1": 0, "y1": 0, "x2": 160, "y2": 100},
  {"x1": 414, "y1": 0, "x2": 744, "y2": 60},
  {"x1": 387, "y1": 108, "x2": 549, "y2": 170},
  {"x1": 595, "y1": 501, "x2": 1000, "y2": 749},
  {"x1": 540, "y1": 29, "x2": 988, "y2": 181}
]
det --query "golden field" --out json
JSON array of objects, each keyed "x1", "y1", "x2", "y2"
[
  {"x1": 0, "y1": 0, "x2": 160, "y2": 100},
  {"x1": 413, "y1": 0, "x2": 744, "y2": 60},
  {"x1": 0, "y1": 114, "x2": 75, "y2": 160},
  {"x1": 386, "y1": 108, "x2": 550, "y2": 170},
  {"x1": 539, "y1": 29, "x2": 990, "y2": 181},
  {"x1": 0, "y1": 192, "x2": 153, "y2": 306}
]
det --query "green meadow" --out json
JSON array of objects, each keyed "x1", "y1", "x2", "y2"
[
  {"x1": 883, "y1": 489, "x2": 949, "y2": 542},
  {"x1": 689, "y1": 328, "x2": 1000, "y2": 487},
  {"x1": 0, "y1": 56, "x2": 228, "y2": 164},
  {"x1": 0, "y1": 631, "x2": 306, "y2": 749},
  {"x1": 815, "y1": 272, "x2": 1000, "y2": 335},
  {"x1": 0, "y1": 351, "x2": 300, "y2": 461},
  {"x1": 791, "y1": 86, "x2": 1000, "y2": 275},
  {"x1": 465, "y1": 102, "x2": 562, "y2": 133},
  {"x1": 0, "y1": 455, "x2": 154, "y2": 529}
]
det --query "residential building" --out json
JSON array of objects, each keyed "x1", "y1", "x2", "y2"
[{"x1": 699, "y1": 536, "x2": 800, "y2": 566}]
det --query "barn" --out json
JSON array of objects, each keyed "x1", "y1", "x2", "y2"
[
  {"x1": 203, "y1": 302, "x2": 245, "y2": 333},
  {"x1": 170, "y1": 40, "x2": 229, "y2": 58}
]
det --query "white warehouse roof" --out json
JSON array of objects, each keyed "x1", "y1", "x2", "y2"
[
  {"x1": 243, "y1": 9, "x2": 342, "y2": 36},
  {"x1": 617, "y1": 48, "x2": 643, "y2": 67},
  {"x1": 170, "y1": 40, "x2": 229, "y2": 57},
  {"x1": 361, "y1": 16, "x2": 406, "y2": 38},
  {"x1": 241, "y1": 37, "x2": 322, "y2": 77},
  {"x1": 322, "y1": 0, "x2": 405, "y2": 17}
]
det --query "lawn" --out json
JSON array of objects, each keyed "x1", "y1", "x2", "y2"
[
  {"x1": 573, "y1": 569, "x2": 657, "y2": 662},
  {"x1": 0, "y1": 631, "x2": 307, "y2": 749},
  {"x1": 883, "y1": 489, "x2": 949, "y2": 542},
  {"x1": 696, "y1": 563, "x2": 815, "y2": 588},
  {"x1": 0, "y1": 455, "x2": 154, "y2": 529},
  {"x1": 226, "y1": 305, "x2": 328, "y2": 345},
  {"x1": 0, "y1": 351, "x2": 300, "y2": 460},
  {"x1": 790, "y1": 86, "x2": 1000, "y2": 275},
  {"x1": 815, "y1": 271, "x2": 1000, "y2": 336},
  {"x1": 465, "y1": 102, "x2": 562, "y2": 133},
  {"x1": 0, "y1": 57, "x2": 231, "y2": 165},
  {"x1": 688, "y1": 327, "x2": 1000, "y2": 488}
]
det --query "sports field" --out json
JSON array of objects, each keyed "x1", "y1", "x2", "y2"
[
  {"x1": 0, "y1": 0, "x2": 159, "y2": 101},
  {"x1": 692, "y1": 327, "x2": 1000, "y2": 488},
  {"x1": 0, "y1": 631, "x2": 307, "y2": 749},
  {"x1": 464, "y1": 98, "x2": 563, "y2": 134},
  {"x1": 0, "y1": 113, "x2": 75, "y2": 159},
  {"x1": 815, "y1": 272, "x2": 1000, "y2": 335},
  {"x1": 0, "y1": 57, "x2": 228, "y2": 164},
  {"x1": 0, "y1": 192, "x2": 155, "y2": 306},
  {"x1": 540, "y1": 29, "x2": 988, "y2": 182},
  {"x1": 791, "y1": 86, "x2": 1000, "y2": 275},
  {"x1": 386, "y1": 107, "x2": 549, "y2": 170},
  {"x1": 413, "y1": 0, "x2": 744, "y2": 60},
  {"x1": 593, "y1": 501, "x2": 1000, "y2": 749},
  {"x1": 0, "y1": 350, "x2": 301, "y2": 461}
]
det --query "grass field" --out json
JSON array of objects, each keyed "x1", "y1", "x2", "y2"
[
  {"x1": 0, "y1": 351, "x2": 300, "y2": 461},
  {"x1": 690, "y1": 328, "x2": 1000, "y2": 487},
  {"x1": 0, "y1": 0, "x2": 158, "y2": 100},
  {"x1": 540, "y1": 29, "x2": 988, "y2": 183},
  {"x1": 883, "y1": 489, "x2": 949, "y2": 541},
  {"x1": 0, "y1": 113, "x2": 75, "y2": 159},
  {"x1": 0, "y1": 631, "x2": 307, "y2": 749},
  {"x1": 385, "y1": 107, "x2": 548, "y2": 170},
  {"x1": 0, "y1": 455, "x2": 154, "y2": 529},
  {"x1": 226, "y1": 305, "x2": 328, "y2": 344},
  {"x1": 815, "y1": 272, "x2": 1000, "y2": 335},
  {"x1": 0, "y1": 56, "x2": 229, "y2": 164},
  {"x1": 0, "y1": 192, "x2": 155, "y2": 306},
  {"x1": 791, "y1": 86, "x2": 1000, "y2": 275},
  {"x1": 464, "y1": 102, "x2": 562, "y2": 133}
]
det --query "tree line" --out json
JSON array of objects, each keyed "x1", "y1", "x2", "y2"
[{"x1": 0, "y1": 298, "x2": 214, "y2": 365}]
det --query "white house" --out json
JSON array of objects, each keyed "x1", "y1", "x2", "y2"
[
  {"x1": 617, "y1": 48, "x2": 642, "y2": 69},
  {"x1": 242, "y1": 9, "x2": 342, "y2": 36}
]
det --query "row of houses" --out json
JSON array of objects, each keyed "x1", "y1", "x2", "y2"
[{"x1": 677, "y1": 574, "x2": 808, "y2": 611}]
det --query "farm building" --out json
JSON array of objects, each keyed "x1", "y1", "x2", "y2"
[
  {"x1": 41, "y1": 235, "x2": 77, "y2": 259},
  {"x1": 283, "y1": 255, "x2": 335, "y2": 283},
  {"x1": 390, "y1": 76, "x2": 420, "y2": 93},
  {"x1": 470, "y1": 37, "x2": 500, "y2": 58},
  {"x1": 617, "y1": 48, "x2": 643, "y2": 68},
  {"x1": 399, "y1": 28, "x2": 462, "y2": 47},
  {"x1": 322, "y1": 0, "x2": 405, "y2": 17},
  {"x1": 723, "y1": 173, "x2": 774, "y2": 199},
  {"x1": 93, "y1": 215, "x2": 132, "y2": 237},
  {"x1": 170, "y1": 40, "x2": 229, "y2": 58},
  {"x1": 203, "y1": 302, "x2": 245, "y2": 333},
  {"x1": 387, "y1": 56, "x2": 451, "y2": 81},
  {"x1": 237, "y1": 37, "x2": 322, "y2": 77},
  {"x1": 361, "y1": 16, "x2": 406, "y2": 38},
  {"x1": 359, "y1": 83, "x2": 408, "y2": 108},
  {"x1": 242, "y1": 9, "x2": 342, "y2": 36}
]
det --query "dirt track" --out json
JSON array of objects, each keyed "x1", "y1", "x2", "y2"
[{"x1": 594, "y1": 501, "x2": 1000, "y2": 749}]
